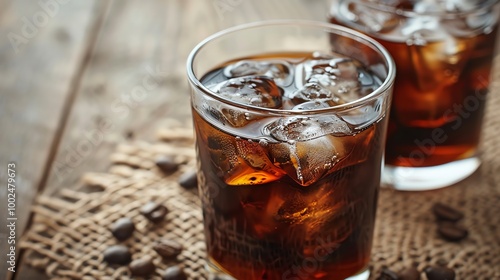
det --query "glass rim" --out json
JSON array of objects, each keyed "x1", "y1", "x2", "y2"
[
  {"x1": 348, "y1": 0, "x2": 499, "y2": 18},
  {"x1": 186, "y1": 20, "x2": 396, "y2": 115}
]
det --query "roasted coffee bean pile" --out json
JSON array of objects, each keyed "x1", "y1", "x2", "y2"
[
  {"x1": 103, "y1": 200, "x2": 186, "y2": 278},
  {"x1": 376, "y1": 202, "x2": 467, "y2": 280},
  {"x1": 154, "y1": 156, "x2": 198, "y2": 190},
  {"x1": 101, "y1": 158, "x2": 198, "y2": 279}
]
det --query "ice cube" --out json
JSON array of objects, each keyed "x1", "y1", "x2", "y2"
[
  {"x1": 267, "y1": 122, "x2": 375, "y2": 187},
  {"x1": 444, "y1": 7, "x2": 497, "y2": 37},
  {"x1": 294, "y1": 56, "x2": 364, "y2": 104},
  {"x1": 219, "y1": 107, "x2": 249, "y2": 127},
  {"x1": 275, "y1": 179, "x2": 340, "y2": 225},
  {"x1": 401, "y1": 9, "x2": 474, "y2": 94},
  {"x1": 204, "y1": 84, "x2": 263, "y2": 128},
  {"x1": 403, "y1": 20, "x2": 438, "y2": 46},
  {"x1": 296, "y1": 56, "x2": 359, "y2": 88},
  {"x1": 310, "y1": 198, "x2": 360, "y2": 246},
  {"x1": 311, "y1": 51, "x2": 345, "y2": 60},
  {"x1": 333, "y1": 124, "x2": 376, "y2": 170},
  {"x1": 275, "y1": 196, "x2": 310, "y2": 224},
  {"x1": 240, "y1": 182, "x2": 348, "y2": 243},
  {"x1": 224, "y1": 138, "x2": 285, "y2": 186},
  {"x1": 346, "y1": 0, "x2": 400, "y2": 33},
  {"x1": 203, "y1": 124, "x2": 284, "y2": 186},
  {"x1": 202, "y1": 103, "x2": 229, "y2": 126},
  {"x1": 224, "y1": 60, "x2": 268, "y2": 77},
  {"x1": 237, "y1": 186, "x2": 277, "y2": 238},
  {"x1": 287, "y1": 83, "x2": 338, "y2": 104},
  {"x1": 223, "y1": 60, "x2": 294, "y2": 86},
  {"x1": 274, "y1": 185, "x2": 357, "y2": 257},
  {"x1": 292, "y1": 100, "x2": 339, "y2": 111},
  {"x1": 267, "y1": 115, "x2": 351, "y2": 142},
  {"x1": 409, "y1": 0, "x2": 477, "y2": 14},
  {"x1": 358, "y1": 68, "x2": 375, "y2": 87},
  {"x1": 205, "y1": 129, "x2": 240, "y2": 177},
  {"x1": 340, "y1": 99, "x2": 382, "y2": 130},
  {"x1": 442, "y1": 0, "x2": 479, "y2": 12},
  {"x1": 335, "y1": 79, "x2": 364, "y2": 103},
  {"x1": 407, "y1": 32, "x2": 471, "y2": 92},
  {"x1": 329, "y1": 58, "x2": 361, "y2": 80},
  {"x1": 203, "y1": 85, "x2": 252, "y2": 127},
  {"x1": 268, "y1": 135, "x2": 346, "y2": 186},
  {"x1": 239, "y1": 182, "x2": 298, "y2": 238},
  {"x1": 215, "y1": 76, "x2": 283, "y2": 109}
]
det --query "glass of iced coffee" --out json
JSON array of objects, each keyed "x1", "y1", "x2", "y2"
[
  {"x1": 331, "y1": 0, "x2": 500, "y2": 190},
  {"x1": 187, "y1": 21, "x2": 395, "y2": 280}
]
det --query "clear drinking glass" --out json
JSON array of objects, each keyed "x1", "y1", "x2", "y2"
[
  {"x1": 187, "y1": 20, "x2": 395, "y2": 280},
  {"x1": 330, "y1": 0, "x2": 500, "y2": 191}
]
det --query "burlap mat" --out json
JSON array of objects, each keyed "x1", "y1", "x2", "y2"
[{"x1": 20, "y1": 73, "x2": 500, "y2": 279}]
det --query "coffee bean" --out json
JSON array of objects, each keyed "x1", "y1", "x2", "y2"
[
  {"x1": 103, "y1": 245, "x2": 131, "y2": 265},
  {"x1": 424, "y1": 266, "x2": 455, "y2": 280},
  {"x1": 156, "y1": 156, "x2": 179, "y2": 174},
  {"x1": 399, "y1": 266, "x2": 420, "y2": 280},
  {"x1": 437, "y1": 222, "x2": 468, "y2": 242},
  {"x1": 162, "y1": 265, "x2": 187, "y2": 280},
  {"x1": 125, "y1": 131, "x2": 134, "y2": 139},
  {"x1": 140, "y1": 201, "x2": 169, "y2": 223},
  {"x1": 110, "y1": 217, "x2": 135, "y2": 241},
  {"x1": 432, "y1": 203, "x2": 464, "y2": 222},
  {"x1": 129, "y1": 257, "x2": 156, "y2": 277},
  {"x1": 178, "y1": 169, "x2": 198, "y2": 189},
  {"x1": 153, "y1": 239, "x2": 183, "y2": 259},
  {"x1": 377, "y1": 267, "x2": 399, "y2": 280}
]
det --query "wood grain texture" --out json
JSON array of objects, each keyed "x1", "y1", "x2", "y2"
[
  {"x1": 0, "y1": 0, "x2": 104, "y2": 279},
  {"x1": 39, "y1": 0, "x2": 333, "y2": 197},
  {"x1": 9, "y1": 0, "x2": 331, "y2": 279}
]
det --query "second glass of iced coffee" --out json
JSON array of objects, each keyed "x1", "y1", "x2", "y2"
[
  {"x1": 331, "y1": 0, "x2": 500, "y2": 190},
  {"x1": 187, "y1": 21, "x2": 395, "y2": 280}
]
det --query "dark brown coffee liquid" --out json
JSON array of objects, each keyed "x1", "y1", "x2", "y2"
[
  {"x1": 193, "y1": 52, "x2": 387, "y2": 279},
  {"x1": 380, "y1": 34, "x2": 493, "y2": 167}
]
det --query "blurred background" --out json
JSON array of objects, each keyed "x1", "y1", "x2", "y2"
[{"x1": 0, "y1": 0, "x2": 333, "y2": 279}]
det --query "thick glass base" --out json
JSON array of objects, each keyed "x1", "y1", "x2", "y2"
[
  {"x1": 345, "y1": 269, "x2": 370, "y2": 280},
  {"x1": 206, "y1": 259, "x2": 235, "y2": 280},
  {"x1": 382, "y1": 157, "x2": 481, "y2": 191},
  {"x1": 206, "y1": 259, "x2": 370, "y2": 280}
]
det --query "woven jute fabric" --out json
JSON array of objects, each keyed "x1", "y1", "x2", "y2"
[
  {"x1": 20, "y1": 73, "x2": 500, "y2": 279},
  {"x1": 20, "y1": 122, "x2": 207, "y2": 280}
]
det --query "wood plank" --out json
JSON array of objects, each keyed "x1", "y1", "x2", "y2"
[
  {"x1": 0, "y1": 0, "x2": 104, "y2": 279},
  {"x1": 0, "y1": 1, "x2": 10, "y2": 17},
  {"x1": 14, "y1": 0, "x2": 332, "y2": 279},
  {"x1": 41, "y1": 0, "x2": 332, "y2": 196}
]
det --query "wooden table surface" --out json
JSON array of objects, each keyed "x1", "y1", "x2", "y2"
[
  {"x1": 2, "y1": 1, "x2": 500, "y2": 279},
  {"x1": 0, "y1": 1, "x2": 335, "y2": 279}
]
